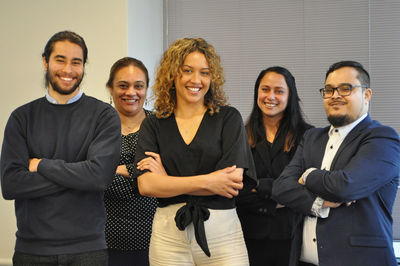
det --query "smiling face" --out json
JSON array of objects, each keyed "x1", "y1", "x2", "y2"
[
  {"x1": 174, "y1": 51, "x2": 211, "y2": 107},
  {"x1": 257, "y1": 71, "x2": 289, "y2": 121},
  {"x1": 110, "y1": 65, "x2": 147, "y2": 117},
  {"x1": 324, "y1": 66, "x2": 371, "y2": 127},
  {"x1": 43, "y1": 40, "x2": 84, "y2": 96}
]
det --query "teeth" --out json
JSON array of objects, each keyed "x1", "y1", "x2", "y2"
[
  {"x1": 60, "y1": 77, "x2": 72, "y2": 81},
  {"x1": 188, "y1": 87, "x2": 200, "y2": 92},
  {"x1": 124, "y1": 99, "x2": 138, "y2": 102},
  {"x1": 265, "y1": 103, "x2": 276, "y2": 107}
]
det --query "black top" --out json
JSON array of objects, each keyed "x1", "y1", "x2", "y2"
[
  {"x1": 0, "y1": 94, "x2": 121, "y2": 255},
  {"x1": 135, "y1": 106, "x2": 256, "y2": 256},
  {"x1": 237, "y1": 125, "x2": 311, "y2": 240},
  {"x1": 104, "y1": 110, "x2": 157, "y2": 251}
]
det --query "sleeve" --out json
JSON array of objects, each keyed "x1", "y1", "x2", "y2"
[
  {"x1": 125, "y1": 113, "x2": 151, "y2": 189},
  {"x1": 271, "y1": 131, "x2": 317, "y2": 215},
  {"x1": 126, "y1": 163, "x2": 139, "y2": 189},
  {"x1": 215, "y1": 107, "x2": 257, "y2": 186},
  {"x1": 305, "y1": 126, "x2": 400, "y2": 202},
  {"x1": 105, "y1": 136, "x2": 140, "y2": 197},
  {"x1": 1, "y1": 111, "x2": 66, "y2": 200},
  {"x1": 256, "y1": 178, "x2": 274, "y2": 196},
  {"x1": 134, "y1": 115, "x2": 160, "y2": 176},
  {"x1": 311, "y1": 197, "x2": 330, "y2": 218},
  {"x1": 236, "y1": 177, "x2": 275, "y2": 210},
  {"x1": 254, "y1": 178, "x2": 278, "y2": 214},
  {"x1": 126, "y1": 163, "x2": 135, "y2": 177},
  {"x1": 106, "y1": 173, "x2": 139, "y2": 199},
  {"x1": 37, "y1": 107, "x2": 121, "y2": 191}
]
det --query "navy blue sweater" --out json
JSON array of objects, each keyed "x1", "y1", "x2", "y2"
[{"x1": 0, "y1": 94, "x2": 121, "y2": 255}]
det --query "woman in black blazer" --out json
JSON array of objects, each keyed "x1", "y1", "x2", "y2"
[{"x1": 237, "y1": 66, "x2": 312, "y2": 266}]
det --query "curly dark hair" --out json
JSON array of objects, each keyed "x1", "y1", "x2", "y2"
[{"x1": 152, "y1": 38, "x2": 227, "y2": 118}]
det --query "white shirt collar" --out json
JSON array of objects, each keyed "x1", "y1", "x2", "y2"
[{"x1": 328, "y1": 113, "x2": 368, "y2": 139}]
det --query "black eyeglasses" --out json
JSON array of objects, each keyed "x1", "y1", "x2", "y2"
[{"x1": 319, "y1": 83, "x2": 367, "y2": 99}]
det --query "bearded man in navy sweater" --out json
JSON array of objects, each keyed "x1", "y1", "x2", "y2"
[{"x1": 0, "y1": 31, "x2": 121, "y2": 266}]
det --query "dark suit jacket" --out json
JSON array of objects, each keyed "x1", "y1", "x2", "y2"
[{"x1": 272, "y1": 115, "x2": 400, "y2": 266}]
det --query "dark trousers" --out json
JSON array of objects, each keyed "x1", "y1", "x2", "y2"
[
  {"x1": 108, "y1": 249, "x2": 149, "y2": 266},
  {"x1": 12, "y1": 249, "x2": 108, "y2": 266},
  {"x1": 245, "y1": 238, "x2": 291, "y2": 266}
]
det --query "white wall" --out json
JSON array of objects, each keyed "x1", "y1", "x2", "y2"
[
  {"x1": 127, "y1": 0, "x2": 164, "y2": 108},
  {"x1": 0, "y1": 0, "x2": 164, "y2": 263},
  {"x1": 0, "y1": 0, "x2": 127, "y2": 264}
]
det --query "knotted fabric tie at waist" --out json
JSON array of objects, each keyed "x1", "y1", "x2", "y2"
[{"x1": 174, "y1": 201, "x2": 211, "y2": 257}]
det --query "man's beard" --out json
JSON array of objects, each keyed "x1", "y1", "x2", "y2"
[
  {"x1": 46, "y1": 70, "x2": 84, "y2": 95},
  {"x1": 327, "y1": 115, "x2": 351, "y2": 127}
]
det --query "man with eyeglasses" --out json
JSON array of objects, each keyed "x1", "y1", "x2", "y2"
[{"x1": 272, "y1": 60, "x2": 399, "y2": 266}]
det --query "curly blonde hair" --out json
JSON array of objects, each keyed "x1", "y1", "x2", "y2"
[{"x1": 153, "y1": 38, "x2": 227, "y2": 118}]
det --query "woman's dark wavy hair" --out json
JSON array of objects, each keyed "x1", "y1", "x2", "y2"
[{"x1": 246, "y1": 66, "x2": 311, "y2": 150}]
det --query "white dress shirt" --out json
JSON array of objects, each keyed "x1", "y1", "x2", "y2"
[{"x1": 300, "y1": 113, "x2": 367, "y2": 265}]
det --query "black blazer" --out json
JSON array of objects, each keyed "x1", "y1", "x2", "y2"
[{"x1": 237, "y1": 127, "x2": 309, "y2": 240}]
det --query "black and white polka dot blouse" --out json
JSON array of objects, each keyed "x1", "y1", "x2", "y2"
[{"x1": 104, "y1": 110, "x2": 158, "y2": 251}]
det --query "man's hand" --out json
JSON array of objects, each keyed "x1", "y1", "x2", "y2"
[
  {"x1": 323, "y1": 200, "x2": 356, "y2": 208},
  {"x1": 346, "y1": 200, "x2": 356, "y2": 206},
  {"x1": 323, "y1": 200, "x2": 342, "y2": 208},
  {"x1": 29, "y1": 158, "x2": 42, "y2": 172}
]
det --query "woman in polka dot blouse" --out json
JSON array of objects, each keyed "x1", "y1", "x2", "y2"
[{"x1": 104, "y1": 57, "x2": 158, "y2": 266}]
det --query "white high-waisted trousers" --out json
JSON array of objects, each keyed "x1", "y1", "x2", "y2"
[{"x1": 149, "y1": 203, "x2": 249, "y2": 266}]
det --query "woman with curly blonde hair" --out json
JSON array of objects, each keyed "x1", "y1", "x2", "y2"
[{"x1": 134, "y1": 37, "x2": 256, "y2": 265}]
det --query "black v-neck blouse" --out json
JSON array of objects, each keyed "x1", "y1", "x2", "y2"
[{"x1": 135, "y1": 105, "x2": 256, "y2": 208}]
